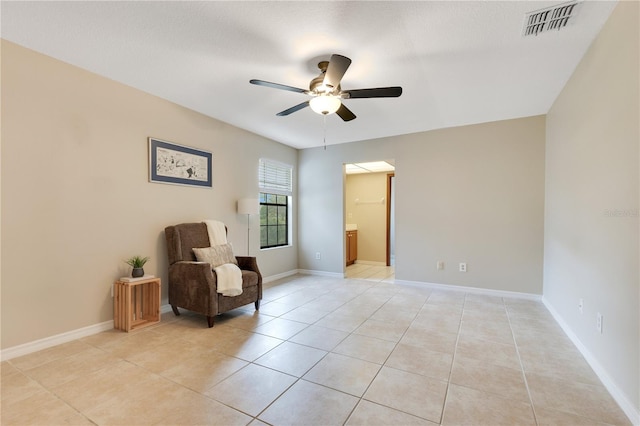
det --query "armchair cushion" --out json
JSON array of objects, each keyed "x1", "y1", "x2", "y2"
[
  {"x1": 240, "y1": 270, "x2": 260, "y2": 287},
  {"x1": 193, "y1": 244, "x2": 238, "y2": 268}
]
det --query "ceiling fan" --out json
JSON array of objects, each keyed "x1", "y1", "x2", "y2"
[{"x1": 250, "y1": 54, "x2": 402, "y2": 122}]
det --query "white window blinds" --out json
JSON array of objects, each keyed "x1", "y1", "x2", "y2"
[{"x1": 259, "y1": 159, "x2": 292, "y2": 196}]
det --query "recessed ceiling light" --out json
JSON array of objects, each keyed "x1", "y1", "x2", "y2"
[
  {"x1": 345, "y1": 164, "x2": 368, "y2": 174},
  {"x1": 345, "y1": 161, "x2": 395, "y2": 174}
]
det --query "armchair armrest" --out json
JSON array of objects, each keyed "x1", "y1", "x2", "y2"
[
  {"x1": 235, "y1": 256, "x2": 262, "y2": 301},
  {"x1": 236, "y1": 256, "x2": 261, "y2": 275}
]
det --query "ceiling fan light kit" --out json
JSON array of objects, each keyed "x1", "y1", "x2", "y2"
[
  {"x1": 250, "y1": 54, "x2": 402, "y2": 122},
  {"x1": 309, "y1": 95, "x2": 341, "y2": 115}
]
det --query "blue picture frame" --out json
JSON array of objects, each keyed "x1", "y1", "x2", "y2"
[{"x1": 149, "y1": 138, "x2": 212, "y2": 188}]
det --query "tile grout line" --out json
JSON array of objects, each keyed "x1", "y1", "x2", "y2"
[
  {"x1": 438, "y1": 292, "x2": 467, "y2": 425},
  {"x1": 339, "y1": 283, "x2": 398, "y2": 424},
  {"x1": 3, "y1": 363, "x2": 99, "y2": 426},
  {"x1": 250, "y1": 278, "x2": 424, "y2": 424},
  {"x1": 340, "y1": 288, "x2": 426, "y2": 425},
  {"x1": 250, "y1": 279, "x2": 389, "y2": 425},
  {"x1": 245, "y1": 280, "x2": 371, "y2": 425},
  {"x1": 505, "y1": 301, "x2": 540, "y2": 426}
]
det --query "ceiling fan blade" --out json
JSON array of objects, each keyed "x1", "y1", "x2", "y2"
[
  {"x1": 276, "y1": 101, "x2": 310, "y2": 116},
  {"x1": 250, "y1": 79, "x2": 308, "y2": 94},
  {"x1": 344, "y1": 87, "x2": 403, "y2": 99},
  {"x1": 323, "y1": 54, "x2": 352, "y2": 90},
  {"x1": 336, "y1": 104, "x2": 356, "y2": 122}
]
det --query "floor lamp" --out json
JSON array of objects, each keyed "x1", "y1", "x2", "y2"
[{"x1": 237, "y1": 198, "x2": 259, "y2": 256}]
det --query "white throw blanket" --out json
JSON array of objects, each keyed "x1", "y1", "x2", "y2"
[
  {"x1": 203, "y1": 220, "x2": 227, "y2": 246},
  {"x1": 203, "y1": 220, "x2": 243, "y2": 296},
  {"x1": 213, "y1": 264, "x2": 243, "y2": 297}
]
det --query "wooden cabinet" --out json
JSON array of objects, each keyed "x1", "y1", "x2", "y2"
[{"x1": 346, "y1": 230, "x2": 358, "y2": 266}]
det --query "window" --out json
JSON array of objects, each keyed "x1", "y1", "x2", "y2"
[
  {"x1": 260, "y1": 193, "x2": 288, "y2": 248},
  {"x1": 259, "y1": 159, "x2": 292, "y2": 249}
]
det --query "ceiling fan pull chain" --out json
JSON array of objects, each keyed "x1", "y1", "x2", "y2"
[{"x1": 323, "y1": 114, "x2": 327, "y2": 150}]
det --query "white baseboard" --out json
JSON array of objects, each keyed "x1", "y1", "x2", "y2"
[
  {"x1": 1, "y1": 304, "x2": 174, "y2": 362},
  {"x1": 265, "y1": 269, "x2": 347, "y2": 283},
  {"x1": 1, "y1": 320, "x2": 114, "y2": 361},
  {"x1": 394, "y1": 279, "x2": 542, "y2": 300},
  {"x1": 297, "y1": 269, "x2": 344, "y2": 279},
  {"x1": 542, "y1": 297, "x2": 639, "y2": 425},
  {"x1": 262, "y1": 270, "x2": 298, "y2": 284}
]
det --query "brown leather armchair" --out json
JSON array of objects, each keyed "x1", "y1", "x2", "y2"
[{"x1": 164, "y1": 222, "x2": 262, "y2": 327}]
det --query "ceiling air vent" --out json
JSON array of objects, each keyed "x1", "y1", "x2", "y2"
[{"x1": 523, "y1": 1, "x2": 580, "y2": 37}]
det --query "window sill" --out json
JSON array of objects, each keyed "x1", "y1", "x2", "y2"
[{"x1": 260, "y1": 244, "x2": 293, "y2": 252}]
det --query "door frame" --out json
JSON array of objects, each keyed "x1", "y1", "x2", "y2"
[{"x1": 386, "y1": 173, "x2": 395, "y2": 266}]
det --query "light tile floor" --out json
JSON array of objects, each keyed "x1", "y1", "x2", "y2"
[
  {"x1": 1, "y1": 272, "x2": 631, "y2": 425},
  {"x1": 345, "y1": 263, "x2": 395, "y2": 282}
]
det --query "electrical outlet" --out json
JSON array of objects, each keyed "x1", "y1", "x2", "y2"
[
  {"x1": 437, "y1": 261, "x2": 444, "y2": 270},
  {"x1": 315, "y1": 252, "x2": 321, "y2": 260},
  {"x1": 596, "y1": 312, "x2": 603, "y2": 334},
  {"x1": 459, "y1": 263, "x2": 467, "y2": 272},
  {"x1": 578, "y1": 298, "x2": 583, "y2": 314}
]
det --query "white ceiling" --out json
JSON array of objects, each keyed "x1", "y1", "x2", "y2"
[{"x1": 1, "y1": 1, "x2": 617, "y2": 149}]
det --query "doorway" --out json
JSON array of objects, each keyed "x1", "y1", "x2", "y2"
[{"x1": 344, "y1": 161, "x2": 395, "y2": 269}]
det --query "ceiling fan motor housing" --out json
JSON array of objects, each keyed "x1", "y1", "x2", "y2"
[{"x1": 310, "y1": 61, "x2": 339, "y2": 94}]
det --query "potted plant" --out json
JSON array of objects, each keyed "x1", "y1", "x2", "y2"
[{"x1": 125, "y1": 256, "x2": 150, "y2": 278}]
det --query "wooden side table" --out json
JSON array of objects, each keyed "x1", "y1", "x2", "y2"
[{"x1": 114, "y1": 277, "x2": 161, "y2": 332}]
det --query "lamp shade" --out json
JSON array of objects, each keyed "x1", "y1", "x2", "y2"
[
  {"x1": 237, "y1": 198, "x2": 259, "y2": 215},
  {"x1": 309, "y1": 95, "x2": 341, "y2": 115}
]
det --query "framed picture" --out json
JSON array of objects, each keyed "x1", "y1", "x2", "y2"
[{"x1": 148, "y1": 138, "x2": 212, "y2": 188}]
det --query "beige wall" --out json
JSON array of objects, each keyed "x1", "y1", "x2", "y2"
[
  {"x1": 299, "y1": 115, "x2": 546, "y2": 294},
  {"x1": 345, "y1": 172, "x2": 389, "y2": 263},
  {"x1": 544, "y1": 1, "x2": 639, "y2": 415},
  {"x1": 1, "y1": 41, "x2": 298, "y2": 349}
]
